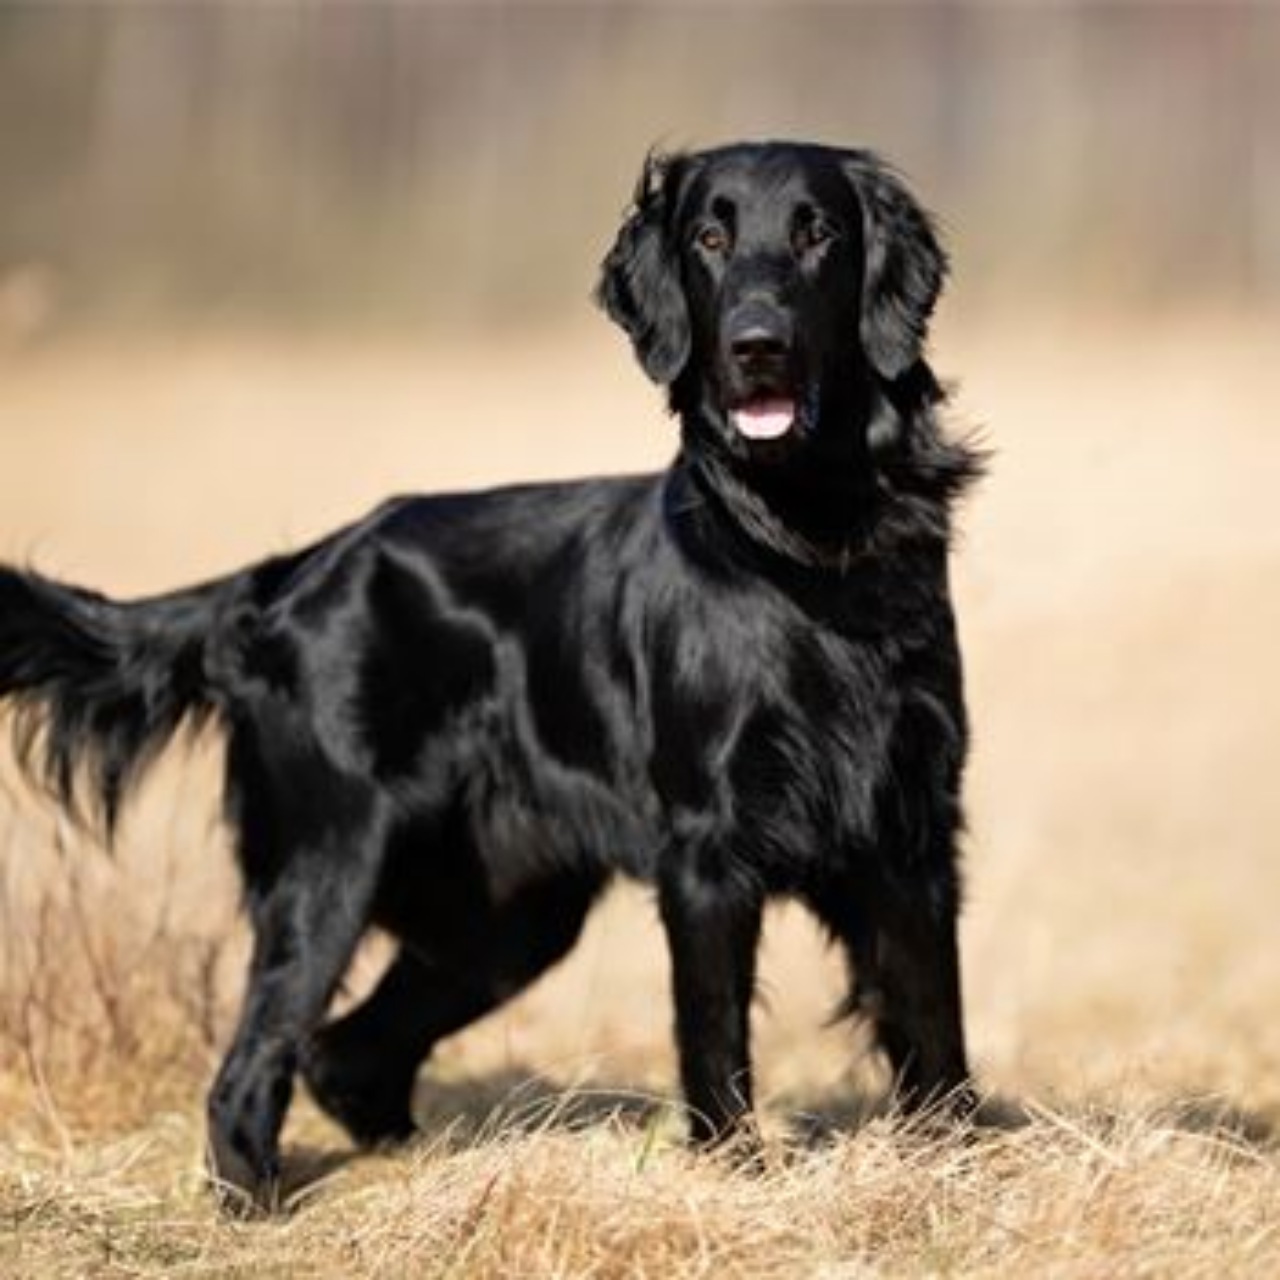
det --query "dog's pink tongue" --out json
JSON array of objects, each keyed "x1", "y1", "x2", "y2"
[{"x1": 731, "y1": 398, "x2": 795, "y2": 440}]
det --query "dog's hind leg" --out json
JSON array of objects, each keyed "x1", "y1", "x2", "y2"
[
  {"x1": 301, "y1": 871, "x2": 603, "y2": 1147},
  {"x1": 300, "y1": 948, "x2": 454, "y2": 1147},
  {"x1": 206, "y1": 739, "x2": 387, "y2": 1210}
]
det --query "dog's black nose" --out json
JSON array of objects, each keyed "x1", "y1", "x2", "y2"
[
  {"x1": 730, "y1": 328, "x2": 791, "y2": 364},
  {"x1": 727, "y1": 302, "x2": 793, "y2": 367}
]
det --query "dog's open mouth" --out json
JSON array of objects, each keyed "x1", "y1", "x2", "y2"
[{"x1": 730, "y1": 395, "x2": 797, "y2": 442}]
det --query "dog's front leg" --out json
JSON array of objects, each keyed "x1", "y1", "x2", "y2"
[
  {"x1": 868, "y1": 881, "x2": 973, "y2": 1116},
  {"x1": 821, "y1": 866, "x2": 973, "y2": 1119},
  {"x1": 658, "y1": 855, "x2": 764, "y2": 1152}
]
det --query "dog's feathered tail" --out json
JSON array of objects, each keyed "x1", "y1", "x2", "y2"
[{"x1": 0, "y1": 566, "x2": 236, "y2": 835}]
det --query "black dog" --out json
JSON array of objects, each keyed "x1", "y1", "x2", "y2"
[{"x1": 0, "y1": 141, "x2": 982, "y2": 1205}]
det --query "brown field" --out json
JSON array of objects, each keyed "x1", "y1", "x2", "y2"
[{"x1": 2, "y1": 316, "x2": 1279, "y2": 1276}]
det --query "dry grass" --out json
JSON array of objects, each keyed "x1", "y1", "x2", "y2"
[{"x1": 2, "y1": 315, "x2": 1280, "y2": 1275}]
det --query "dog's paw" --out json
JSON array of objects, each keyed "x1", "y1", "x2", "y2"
[{"x1": 206, "y1": 1125, "x2": 281, "y2": 1216}]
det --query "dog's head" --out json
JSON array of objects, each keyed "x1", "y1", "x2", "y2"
[{"x1": 596, "y1": 141, "x2": 946, "y2": 462}]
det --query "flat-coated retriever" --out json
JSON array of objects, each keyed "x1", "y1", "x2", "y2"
[{"x1": 0, "y1": 141, "x2": 982, "y2": 1205}]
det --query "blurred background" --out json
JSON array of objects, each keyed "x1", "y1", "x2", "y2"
[
  {"x1": 2, "y1": 3, "x2": 1280, "y2": 1128},
  {"x1": 1, "y1": 2, "x2": 1278, "y2": 336}
]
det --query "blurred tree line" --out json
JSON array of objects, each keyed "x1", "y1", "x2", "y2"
[{"x1": 0, "y1": 2, "x2": 1276, "y2": 336}]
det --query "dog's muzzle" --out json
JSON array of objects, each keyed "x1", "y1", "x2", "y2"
[{"x1": 724, "y1": 302, "x2": 798, "y2": 441}]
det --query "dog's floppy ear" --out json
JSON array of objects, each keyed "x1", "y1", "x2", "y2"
[
  {"x1": 842, "y1": 152, "x2": 947, "y2": 381},
  {"x1": 595, "y1": 150, "x2": 690, "y2": 385}
]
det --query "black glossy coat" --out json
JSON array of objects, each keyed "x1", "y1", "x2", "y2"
[{"x1": 0, "y1": 141, "x2": 983, "y2": 1206}]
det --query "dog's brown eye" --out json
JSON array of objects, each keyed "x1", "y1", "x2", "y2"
[
  {"x1": 696, "y1": 225, "x2": 729, "y2": 254},
  {"x1": 797, "y1": 220, "x2": 835, "y2": 252}
]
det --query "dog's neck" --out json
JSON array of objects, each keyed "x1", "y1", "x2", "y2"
[
  {"x1": 672, "y1": 367, "x2": 970, "y2": 575},
  {"x1": 680, "y1": 446, "x2": 874, "y2": 574}
]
